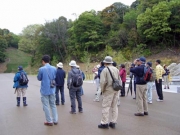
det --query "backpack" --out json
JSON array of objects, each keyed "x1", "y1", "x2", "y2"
[
  {"x1": 19, "y1": 72, "x2": 29, "y2": 86},
  {"x1": 71, "y1": 69, "x2": 83, "y2": 87},
  {"x1": 140, "y1": 66, "x2": 152, "y2": 82}
]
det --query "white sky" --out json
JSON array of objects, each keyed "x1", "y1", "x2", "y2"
[{"x1": 0, "y1": 0, "x2": 135, "y2": 34}]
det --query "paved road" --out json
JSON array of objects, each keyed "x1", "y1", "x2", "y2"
[{"x1": 0, "y1": 73, "x2": 180, "y2": 135}]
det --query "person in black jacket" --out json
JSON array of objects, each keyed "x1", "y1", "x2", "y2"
[
  {"x1": 130, "y1": 57, "x2": 148, "y2": 116},
  {"x1": 55, "y1": 62, "x2": 66, "y2": 105}
]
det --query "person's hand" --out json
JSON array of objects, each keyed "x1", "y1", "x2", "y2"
[
  {"x1": 157, "y1": 80, "x2": 159, "y2": 83},
  {"x1": 133, "y1": 59, "x2": 137, "y2": 65}
]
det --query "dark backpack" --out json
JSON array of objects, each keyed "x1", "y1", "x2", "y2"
[
  {"x1": 143, "y1": 67, "x2": 152, "y2": 82},
  {"x1": 19, "y1": 72, "x2": 29, "y2": 86},
  {"x1": 71, "y1": 69, "x2": 83, "y2": 87}
]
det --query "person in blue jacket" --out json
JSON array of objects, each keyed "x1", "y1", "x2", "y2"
[
  {"x1": 55, "y1": 62, "x2": 66, "y2": 105},
  {"x1": 37, "y1": 55, "x2": 58, "y2": 126},
  {"x1": 13, "y1": 66, "x2": 28, "y2": 107},
  {"x1": 130, "y1": 57, "x2": 148, "y2": 116}
]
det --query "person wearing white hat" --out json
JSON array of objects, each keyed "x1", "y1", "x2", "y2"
[
  {"x1": 55, "y1": 62, "x2": 66, "y2": 105},
  {"x1": 67, "y1": 60, "x2": 83, "y2": 114},
  {"x1": 98, "y1": 56, "x2": 121, "y2": 129},
  {"x1": 76, "y1": 65, "x2": 85, "y2": 95}
]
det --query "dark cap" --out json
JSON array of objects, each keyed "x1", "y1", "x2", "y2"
[
  {"x1": 137, "y1": 56, "x2": 146, "y2": 63},
  {"x1": 147, "y1": 62, "x2": 152, "y2": 67},
  {"x1": 18, "y1": 66, "x2": 23, "y2": 70}
]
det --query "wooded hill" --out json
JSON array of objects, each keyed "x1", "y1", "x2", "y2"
[{"x1": 0, "y1": 0, "x2": 180, "y2": 69}]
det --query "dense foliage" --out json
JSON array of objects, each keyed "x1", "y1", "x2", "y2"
[
  {"x1": 2, "y1": 0, "x2": 180, "y2": 66},
  {"x1": 0, "y1": 28, "x2": 19, "y2": 62}
]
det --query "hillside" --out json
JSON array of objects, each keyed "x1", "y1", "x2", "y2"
[
  {"x1": 0, "y1": 48, "x2": 32, "y2": 73},
  {"x1": 0, "y1": 47, "x2": 180, "y2": 76}
]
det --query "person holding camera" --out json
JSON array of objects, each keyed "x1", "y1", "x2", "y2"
[
  {"x1": 37, "y1": 55, "x2": 58, "y2": 126},
  {"x1": 130, "y1": 57, "x2": 148, "y2": 116}
]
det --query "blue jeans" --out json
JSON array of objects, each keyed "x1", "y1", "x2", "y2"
[
  {"x1": 147, "y1": 82, "x2": 153, "y2": 102},
  {"x1": 69, "y1": 89, "x2": 83, "y2": 112},
  {"x1": 81, "y1": 87, "x2": 84, "y2": 95},
  {"x1": 41, "y1": 94, "x2": 58, "y2": 123},
  {"x1": 55, "y1": 86, "x2": 65, "y2": 104}
]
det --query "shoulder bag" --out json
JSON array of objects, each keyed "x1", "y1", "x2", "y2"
[{"x1": 107, "y1": 67, "x2": 123, "y2": 91}]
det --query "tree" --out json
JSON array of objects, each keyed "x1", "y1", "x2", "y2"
[
  {"x1": 18, "y1": 24, "x2": 42, "y2": 56},
  {"x1": 0, "y1": 36, "x2": 7, "y2": 62},
  {"x1": 137, "y1": 1, "x2": 171, "y2": 44},
  {"x1": 72, "y1": 10, "x2": 105, "y2": 54},
  {"x1": 43, "y1": 16, "x2": 69, "y2": 61},
  {"x1": 167, "y1": 0, "x2": 180, "y2": 47}
]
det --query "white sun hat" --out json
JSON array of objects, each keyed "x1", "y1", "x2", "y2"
[
  {"x1": 57, "y1": 62, "x2": 63, "y2": 68},
  {"x1": 69, "y1": 60, "x2": 77, "y2": 67},
  {"x1": 76, "y1": 65, "x2": 80, "y2": 68}
]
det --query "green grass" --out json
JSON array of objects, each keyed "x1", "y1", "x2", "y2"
[{"x1": 4, "y1": 48, "x2": 32, "y2": 73}]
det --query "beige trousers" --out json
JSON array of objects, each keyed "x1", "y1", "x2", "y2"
[
  {"x1": 136, "y1": 85, "x2": 148, "y2": 113},
  {"x1": 163, "y1": 76, "x2": 169, "y2": 87},
  {"x1": 101, "y1": 91, "x2": 120, "y2": 124},
  {"x1": 16, "y1": 88, "x2": 27, "y2": 97}
]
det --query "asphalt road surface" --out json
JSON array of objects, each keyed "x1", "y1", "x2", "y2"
[{"x1": 0, "y1": 73, "x2": 180, "y2": 135}]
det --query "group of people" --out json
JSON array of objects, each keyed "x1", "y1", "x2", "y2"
[{"x1": 12, "y1": 54, "x2": 170, "y2": 129}]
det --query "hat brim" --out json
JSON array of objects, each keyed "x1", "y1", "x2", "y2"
[
  {"x1": 69, "y1": 63, "x2": 77, "y2": 67},
  {"x1": 103, "y1": 60, "x2": 113, "y2": 64},
  {"x1": 57, "y1": 65, "x2": 63, "y2": 68}
]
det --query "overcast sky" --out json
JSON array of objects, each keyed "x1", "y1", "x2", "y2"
[{"x1": 0, "y1": 0, "x2": 135, "y2": 34}]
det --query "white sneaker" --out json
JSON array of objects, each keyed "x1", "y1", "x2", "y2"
[
  {"x1": 148, "y1": 101, "x2": 152, "y2": 104},
  {"x1": 93, "y1": 99, "x2": 100, "y2": 102},
  {"x1": 156, "y1": 99, "x2": 163, "y2": 102}
]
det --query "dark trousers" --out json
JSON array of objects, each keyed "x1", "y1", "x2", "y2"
[
  {"x1": 121, "y1": 82, "x2": 126, "y2": 96},
  {"x1": 155, "y1": 79, "x2": 163, "y2": 100},
  {"x1": 69, "y1": 89, "x2": 83, "y2": 112},
  {"x1": 134, "y1": 81, "x2": 136, "y2": 96},
  {"x1": 55, "y1": 86, "x2": 65, "y2": 104}
]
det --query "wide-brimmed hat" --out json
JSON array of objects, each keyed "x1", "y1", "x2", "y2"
[
  {"x1": 69, "y1": 60, "x2": 77, "y2": 67},
  {"x1": 103, "y1": 56, "x2": 113, "y2": 64},
  {"x1": 57, "y1": 62, "x2": 63, "y2": 68},
  {"x1": 76, "y1": 65, "x2": 80, "y2": 68}
]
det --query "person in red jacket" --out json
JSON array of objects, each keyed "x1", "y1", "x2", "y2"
[{"x1": 119, "y1": 64, "x2": 126, "y2": 97}]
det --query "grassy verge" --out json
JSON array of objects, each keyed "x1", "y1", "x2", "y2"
[{"x1": 4, "y1": 48, "x2": 32, "y2": 73}]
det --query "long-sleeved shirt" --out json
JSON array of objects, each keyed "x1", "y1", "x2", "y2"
[
  {"x1": 13, "y1": 70, "x2": 28, "y2": 88},
  {"x1": 37, "y1": 63, "x2": 57, "y2": 96},
  {"x1": 156, "y1": 64, "x2": 165, "y2": 80},
  {"x1": 119, "y1": 68, "x2": 126, "y2": 82},
  {"x1": 130, "y1": 64, "x2": 146, "y2": 85},
  {"x1": 100, "y1": 65, "x2": 121, "y2": 93},
  {"x1": 55, "y1": 68, "x2": 66, "y2": 86}
]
